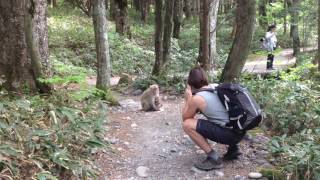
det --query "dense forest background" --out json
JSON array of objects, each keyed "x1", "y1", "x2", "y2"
[{"x1": 0, "y1": 0, "x2": 320, "y2": 179}]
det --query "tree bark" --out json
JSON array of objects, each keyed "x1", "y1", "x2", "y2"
[
  {"x1": 184, "y1": 0, "x2": 192, "y2": 19},
  {"x1": 198, "y1": 0, "x2": 210, "y2": 71},
  {"x1": 152, "y1": 0, "x2": 164, "y2": 75},
  {"x1": 283, "y1": 0, "x2": 287, "y2": 35},
  {"x1": 152, "y1": 0, "x2": 174, "y2": 75},
  {"x1": 162, "y1": 0, "x2": 174, "y2": 66},
  {"x1": 258, "y1": 0, "x2": 268, "y2": 29},
  {"x1": 209, "y1": 0, "x2": 220, "y2": 71},
  {"x1": 0, "y1": 0, "x2": 51, "y2": 93},
  {"x1": 140, "y1": 0, "x2": 150, "y2": 23},
  {"x1": 173, "y1": 0, "x2": 183, "y2": 39},
  {"x1": 52, "y1": 0, "x2": 57, "y2": 7},
  {"x1": 93, "y1": 0, "x2": 111, "y2": 89},
  {"x1": 287, "y1": 0, "x2": 300, "y2": 57},
  {"x1": 133, "y1": 0, "x2": 140, "y2": 11},
  {"x1": 109, "y1": 0, "x2": 116, "y2": 20},
  {"x1": 220, "y1": 0, "x2": 256, "y2": 83},
  {"x1": 317, "y1": 0, "x2": 320, "y2": 70},
  {"x1": 114, "y1": 0, "x2": 129, "y2": 36}
]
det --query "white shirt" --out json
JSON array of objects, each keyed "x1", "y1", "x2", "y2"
[{"x1": 265, "y1": 32, "x2": 277, "y2": 51}]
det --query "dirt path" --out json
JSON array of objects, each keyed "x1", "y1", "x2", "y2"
[
  {"x1": 95, "y1": 96, "x2": 272, "y2": 180},
  {"x1": 93, "y1": 48, "x2": 312, "y2": 179},
  {"x1": 243, "y1": 47, "x2": 316, "y2": 74},
  {"x1": 243, "y1": 48, "x2": 295, "y2": 74}
]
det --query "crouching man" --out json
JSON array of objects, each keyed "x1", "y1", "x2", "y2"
[{"x1": 182, "y1": 67, "x2": 245, "y2": 171}]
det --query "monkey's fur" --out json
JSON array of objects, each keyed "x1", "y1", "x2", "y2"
[{"x1": 140, "y1": 84, "x2": 162, "y2": 111}]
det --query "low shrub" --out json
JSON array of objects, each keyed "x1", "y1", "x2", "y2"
[{"x1": 0, "y1": 91, "x2": 108, "y2": 179}]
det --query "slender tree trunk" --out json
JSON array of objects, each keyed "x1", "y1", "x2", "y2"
[
  {"x1": 230, "y1": 18, "x2": 237, "y2": 38},
  {"x1": 209, "y1": 0, "x2": 220, "y2": 71},
  {"x1": 317, "y1": 0, "x2": 320, "y2": 69},
  {"x1": 152, "y1": 0, "x2": 174, "y2": 75},
  {"x1": 220, "y1": 0, "x2": 256, "y2": 83},
  {"x1": 52, "y1": 0, "x2": 57, "y2": 7},
  {"x1": 173, "y1": 0, "x2": 183, "y2": 39},
  {"x1": 318, "y1": 0, "x2": 320, "y2": 70},
  {"x1": 287, "y1": 0, "x2": 300, "y2": 57},
  {"x1": 258, "y1": 0, "x2": 268, "y2": 29},
  {"x1": 152, "y1": 0, "x2": 164, "y2": 75},
  {"x1": 133, "y1": 0, "x2": 140, "y2": 11},
  {"x1": 284, "y1": 0, "x2": 287, "y2": 35},
  {"x1": 0, "y1": 0, "x2": 51, "y2": 93},
  {"x1": 109, "y1": 0, "x2": 116, "y2": 20},
  {"x1": 184, "y1": 0, "x2": 192, "y2": 19},
  {"x1": 162, "y1": 0, "x2": 174, "y2": 66},
  {"x1": 141, "y1": 0, "x2": 150, "y2": 23},
  {"x1": 114, "y1": 0, "x2": 129, "y2": 36},
  {"x1": 93, "y1": 0, "x2": 111, "y2": 89},
  {"x1": 198, "y1": 0, "x2": 210, "y2": 71}
]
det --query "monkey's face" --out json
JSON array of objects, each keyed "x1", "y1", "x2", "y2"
[{"x1": 150, "y1": 84, "x2": 159, "y2": 95}]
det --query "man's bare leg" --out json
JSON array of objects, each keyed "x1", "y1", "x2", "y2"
[
  {"x1": 183, "y1": 118, "x2": 223, "y2": 170},
  {"x1": 182, "y1": 118, "x2": 212, "y2": 153}
]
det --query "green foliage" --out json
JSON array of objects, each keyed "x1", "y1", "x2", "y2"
[
  {"x1": 242, "y1": 56, "x2": 320, "y2": 178},
  {"x1": 269, "y1": 131, "x2": 320, "y2": 179},
  {"x1": 108, "y1": 32, "x2": 155, "y2": 75},
  {"x1": 244, "y1": 76, "x2": 319, "y2": 135},
  {"x1": 259, "y1": 167, "x2": 286, "y2": 180},
  {"x1": 0, "y1": 91, "x2": 108, "y2": 179}
]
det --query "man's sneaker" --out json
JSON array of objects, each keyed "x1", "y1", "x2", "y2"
[
  {"x1": 194, "y1": 156, "x2": 223, "y2": 171},
  {"x1": 223, "y1": 145, "x2": 242, "y2": 160}
]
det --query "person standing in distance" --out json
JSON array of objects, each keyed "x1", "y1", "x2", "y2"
[{"x1": 265, "y1": 25, "x2": 277, "y2": 70}]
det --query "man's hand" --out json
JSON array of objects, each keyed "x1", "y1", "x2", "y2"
[{"x1": 184, "y1": 85, "x2": 192, "y2": 101}]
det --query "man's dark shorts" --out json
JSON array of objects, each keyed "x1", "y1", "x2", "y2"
[{"x1": 196, "y1": 119, "x2": 244, "y2": 145}]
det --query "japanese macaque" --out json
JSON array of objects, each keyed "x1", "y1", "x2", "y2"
[{"x1": 140, "y1": 84, "x2": 162, "y2": 111}]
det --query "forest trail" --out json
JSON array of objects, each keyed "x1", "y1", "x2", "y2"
[
  {"x1": 94, "y1": 48, "x2": 305, "y2": 179},
  {"x1": 95, "y1": 96, "x2": 272, "y2": 180},
  {"x1": 243, "y1": 47, "x2": 316, "y2": 74},
  {"x1": 244, "y1": 48, "x2": 295, "y2": 74}
]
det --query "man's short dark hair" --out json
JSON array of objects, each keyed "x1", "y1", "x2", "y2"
[{"x1": 187, "y1": 67, "x2": 209, "y2": 89}]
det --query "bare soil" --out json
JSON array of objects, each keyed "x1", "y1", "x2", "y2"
[{"x1": 95, "y1": 96, "x2": 272, "y2": 180}]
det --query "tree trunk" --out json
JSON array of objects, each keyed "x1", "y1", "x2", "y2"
[
  {"x1": 93, "y1": 0, "x2": 111, "y2": 89},
  {"x1": 319, "y1": 0, "x2": 320, "y2": 70},
  {"x1": 230, "y1": 18, "x2": 237, "y2": 38},
  {"x1": 283, "y1": 0, "x2": 287, "y2": 35},
  {"x1": 209, "y1": 0, "x2": 220, "y2": 71},
  {"x1": 140, "y1": 0, "x2": 150, "y2": 23},
  {"x1": 220, "y1": 0, "x2": 256, "y2": 83},
  {"x1": 109, "y1": 0, "x2": 116, "y2": 20},
  {"x1": 287, "y1": 0, "x2": 300, "y2": 57},
  {"x1": 161, "y1": 0, "x2": 174, "y2": 67},
  {"x1": 173, "y1": 0, "x2": 183, "y2": 39},
  {"x1": 52, "y1": 0, "x2": 57, "y2": 7},
  {"x1": 0, "y1": 0, "x2": 51, "y2": 93},
  {"x1": 317, "y1": 0, "x2": 320, "y2": 69},
  {"x1": 114, "y1": 0, "x2": 129, "y2": 36},
  {"x1": 133, "y1": 0, "x2": 140, "y2": 11},
  {"x1": 198, "y1": 0, "x2": 210, "y2": 71},
  {"x1": 258, "y1": 0, "x2": 268, "y2": 29},
  {"x1": 152, "y1": 0, "x2": 164, "y2": 75},
  {"x1": 184, "y1": 0, "x2": 192, "y2": 19},
  {"x1": 152, "y1": 0, "x2": 174, "y2": 75}
]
